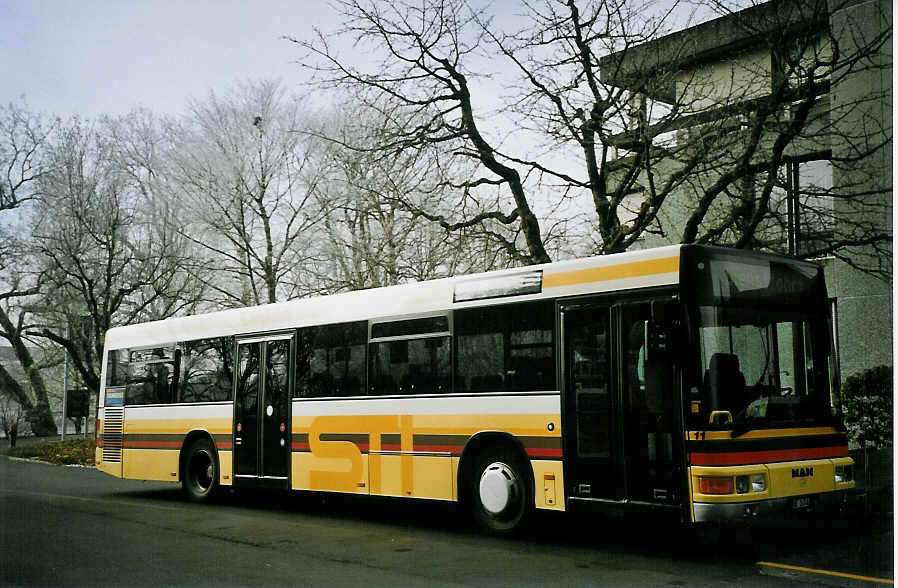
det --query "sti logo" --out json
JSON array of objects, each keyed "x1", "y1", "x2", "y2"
[{"x1": 792, "y1": 467, "x2": 814, "y2": 478}]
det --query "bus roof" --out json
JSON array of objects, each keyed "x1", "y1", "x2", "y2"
[{"x1": 104, "y1": 244, "x2": 684, "y2": 350}]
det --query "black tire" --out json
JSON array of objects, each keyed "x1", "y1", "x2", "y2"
[
  {"x1": 467, "y1": 446, "x2": 532, "y2": 535},
  {"x1": 183, "y1": 438, "x2": 218, "y2": 502}
]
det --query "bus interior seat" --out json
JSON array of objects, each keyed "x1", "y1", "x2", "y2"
[
  {"x1": 372, "y1": 375, "x2": 397, "y2": 395},
  {"x1": 338, "y1": 376, "x2": 360, "y2": 396},
  {"x1": 704, "y1": 353, "x2": 745, "y2": 413}
]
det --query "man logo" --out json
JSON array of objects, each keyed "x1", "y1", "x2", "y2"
[{"x1": 792, "y1": 467, "x2": 814, "y2": 478}]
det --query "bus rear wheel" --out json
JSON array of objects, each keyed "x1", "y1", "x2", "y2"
[
  {"x1": 183, "y1": 438, "x2": 218, "y2": 502},
  {"x1": 468, "y1": 447, "x2": 531, "y2": 535}
]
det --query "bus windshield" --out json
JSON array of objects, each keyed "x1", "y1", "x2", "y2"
[
  {"x1": 681, "y1": 245, "x2": 835, "y2": 431},
  {"x1": 697, "y1": 306, "x2": 834, "y2": 430}
]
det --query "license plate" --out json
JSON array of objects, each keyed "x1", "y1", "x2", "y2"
[{"x1": 792, "y1": 497, "x2": 811, "y2": 510}]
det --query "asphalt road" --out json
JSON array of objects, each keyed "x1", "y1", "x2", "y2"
[{"x1": 0, "y1": 457, "x2": 891, "y2": 587}]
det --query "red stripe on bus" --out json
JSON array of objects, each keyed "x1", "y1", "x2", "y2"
[
  {"x1": 289, "y1": 440, "x2": 560, "y2": 458},
  {"x1": 122, "y1": 440, "x2": 182, "y2": 449},
  {"x1": 215, "y1": 442, "x2": 233, "y2": 450},
  {"x1": 689, "y1": 446, "x2": 849, "y2": 466},
  {"x1": 412, "y1": 444, "x2": 464, "y2": 454},
  {"x1": 526, "y1": 447, "x2": 563, "y2": 458}
]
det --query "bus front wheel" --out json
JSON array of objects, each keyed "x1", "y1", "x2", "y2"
[
  {"x1": 468, "y1": 447, "x2": 531, "y2": 535},
  {"x1": 183, "y1": 438, "x2": 218, "y2": 502}
]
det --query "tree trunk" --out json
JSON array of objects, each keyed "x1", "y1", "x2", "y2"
[{"x1": 0, "y1": 307, "x2": 58, "y2": 436}]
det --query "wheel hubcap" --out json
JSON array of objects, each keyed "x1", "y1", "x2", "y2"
[
  {"x1": 479, "y1": 462, "x2": 520, "y2": 516},
  {"x1": 192, "y1": 451, "x2": 212, "y2": 492}
]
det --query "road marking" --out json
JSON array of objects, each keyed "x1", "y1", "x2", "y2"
[{"x1": 758, "y1": 561, "x2": 894, "y2": 585}]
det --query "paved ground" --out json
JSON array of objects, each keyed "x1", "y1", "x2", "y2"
[{"x1": 0, "y1": 457, "x2": 892, "y2": 587}]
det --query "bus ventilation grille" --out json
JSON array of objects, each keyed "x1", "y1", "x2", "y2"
[{"x1": 102, "y1": 407, "x2": 124, "y2": 463}]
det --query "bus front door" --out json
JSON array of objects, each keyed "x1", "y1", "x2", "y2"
[
  {"x1": 561, "y1": 303, "x2": 623, "y2": 500},
  {"x1": 234, "y1": 335, "x2": 292, "y2": 486},
  {"x1": 562, "y1": 301, "x2": 682, "y2": 514},
  {"x1": 618, "y1": 301, "x2": 681, "y2": 507}
]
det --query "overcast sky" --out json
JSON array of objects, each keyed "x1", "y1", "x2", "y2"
[
  {"x1": 0, "y1": 1, "x2": 719, "y2": 121},
  {"x1": 0, "y1": 0, "x2": 339, "y2": 119}
]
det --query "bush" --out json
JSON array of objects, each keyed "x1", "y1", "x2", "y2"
[
  {"x1": 2, "y1": 438, "x2": 95, "y2": 466},
  {"x1": 841, "y1": 365, "x2": 893, "y2": 449}
]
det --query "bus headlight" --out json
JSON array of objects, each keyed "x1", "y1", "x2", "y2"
[
  {"x1": 835, "y1": 465, "x2": 853, "y2": 484},
  {"x1": 735, "y1": 475, "x2": 750, "y2": 494},
  {"x1": 751, "y1": 474, "x2": 766, "y2": 492}
]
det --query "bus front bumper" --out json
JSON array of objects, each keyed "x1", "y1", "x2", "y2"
[{"x1": 693, "y1": 490, "x2": 854, "y2": 522}]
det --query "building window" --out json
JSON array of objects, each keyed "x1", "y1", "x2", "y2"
[{"x1": 771, "y1": 159, "x2": 834, "y2": 256}]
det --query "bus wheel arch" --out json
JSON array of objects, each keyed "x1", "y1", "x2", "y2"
[
  {"x1": 180, "y1": 431, "x2": 219, "y2": 502},
  {"x1": 458, "y1": 432, "x2": 533, "y2": 535}
]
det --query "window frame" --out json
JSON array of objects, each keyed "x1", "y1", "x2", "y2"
[{"x1": 368, "y1": 313, "x2": 452, "y2": 396}]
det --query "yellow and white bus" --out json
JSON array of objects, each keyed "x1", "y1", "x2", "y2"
[{"x1": 96, "y1": 244, "x2": 855, "y2": 533}]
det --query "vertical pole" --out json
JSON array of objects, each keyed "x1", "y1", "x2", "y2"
[
  {"x1": 786, "y1": 162, "x2": 796, "y2": 256},
  {"x1": 791, "y1": 160, "x2": 801, "y2": 256},
  {"x1": 62, "y1": 321, "x2": 69, "y2": 441}
]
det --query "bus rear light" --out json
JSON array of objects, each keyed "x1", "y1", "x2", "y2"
[{"x1": 698, "y1": 476, "x2": 734, "y2": 495}]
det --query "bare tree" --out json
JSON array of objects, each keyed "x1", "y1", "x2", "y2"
[
  {"x1": 295, "y1": 0, "x2": 889, "y2": 275},
  {"x1": 0, "y1": 101, "x2": 56, "y2": 213},
  {"x1": 0, "y1": 275, "x2": 59, "y2": 435},
  {"x1": 27, "y1": 114, "x2": 202, "y2": 400},
  {"x1": 173, "y1": 80, "x2": 328, "y2": 306},
  {"x1": 302, "y1": 99, "x2": 508, "y2": 294},
  {"x1": 0, "y1": 102, "x2": 59, "y2": 435},
  {"x1": 292, "y1": 0, "x2": 563, "y2": 264},
  {"x1": 601, "y1": 0, "x2": 891, "y2": 276}
]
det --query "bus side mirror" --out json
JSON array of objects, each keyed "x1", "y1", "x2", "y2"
[{"x1": 644, "y1": 320, "x2": 670, "y2": 365}]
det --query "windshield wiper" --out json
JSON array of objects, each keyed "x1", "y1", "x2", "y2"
[{"x1": 731, "y1": 421, "x2": 757, "y2": 437}]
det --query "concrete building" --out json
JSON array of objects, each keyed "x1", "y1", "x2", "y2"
[{"x1": 599, "y1": 0, "x2": 892, "y2": 381}]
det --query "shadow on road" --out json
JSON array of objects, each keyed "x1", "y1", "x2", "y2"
[{"x1": 105, "y1": 482, "x2": 892, "y2": 579}]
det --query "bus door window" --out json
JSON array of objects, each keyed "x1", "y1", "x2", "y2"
[
  {"x1": 620, "y1": 303, "x2": 676, "y2": 503},
  {"x1": 235, "y1": 342, "x2": 261, "y2": 476},
  {"x1": 561, "y1": 304, "x2": 618, "y2": 499},
  {"x1": 263, "y1": 339, "x2": 291, "y2": 477}
]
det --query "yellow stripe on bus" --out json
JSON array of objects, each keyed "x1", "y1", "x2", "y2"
[
  {"x1": 543, "y1": 256, "x2": 680, "y2": 289},
  {"x1": 685, "y1": 427, "x2": 841, "y2": 441}
]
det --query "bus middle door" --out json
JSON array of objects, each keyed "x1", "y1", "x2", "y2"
[{"x1": 234, "y1": 334, "x2": 293, "y2": 487}]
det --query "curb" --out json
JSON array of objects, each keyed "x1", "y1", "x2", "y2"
[
  {"x1": 757, "y1": 561, "x2": 894, "y2": 587},
  {"x1": 6, "y1": 455, "x2": 96, "y2": 469}
]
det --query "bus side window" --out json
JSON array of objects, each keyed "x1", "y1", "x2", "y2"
[
  {"x1": 369, "y1": 336, "x2": 450, "y2": 395},
  {"x1": 106, "y1": 349, "x2": 130, "y2": 387},
  {"x1": 297, "y1": 322, "x2": 367, "y2": 398},
  {"x1": 125, "y1": 347, "x2": 177, "y2": 405},
  {"x1": 455, "y1": 301, "x2": 555, "y2": 393},
  {"x1": 368, "y1": 316, "x2": 451, "y2": 396},
  {"x1": 179, "y1": 337, "x2": 234, "y2": 403}
]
